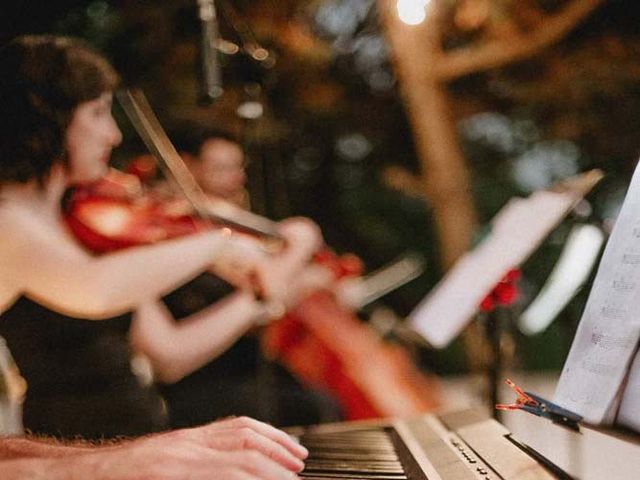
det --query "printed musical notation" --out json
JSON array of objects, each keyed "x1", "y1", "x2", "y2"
[
  {"x1": 590, "y1": 331, "x2": 636, "y2": 351},
  {"x1": 621, "y1": 253, "x2": 640, "y2": 265},
  {"x1": 612, "y1": 277, "x2": 635, "y2": 292},
  {"x1": 555, "y1": 161, "x2": 640, "y2": 429}
]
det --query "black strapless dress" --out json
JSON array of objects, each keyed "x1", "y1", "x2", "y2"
[{"x1": 0, "y1": 296, "x2": 167, "y2": 440}]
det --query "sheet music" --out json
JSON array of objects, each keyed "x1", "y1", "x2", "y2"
[
  {"x1": 554, "y1": 162, "x2": 640, "y2": 425},
  {"x1": 409, "y1": 189, "x2": 578, "y2": 348}
]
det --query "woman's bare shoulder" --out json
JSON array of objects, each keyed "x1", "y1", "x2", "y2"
[
  {"x1": 0, "y1": 203, "x2": 51, "y2": 248},
  {"x1": 0, "y1": 206, "x2": 34, "y2": 305}
]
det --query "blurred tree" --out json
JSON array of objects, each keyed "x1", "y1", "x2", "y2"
[
  {"x1": 377, "y1": 0, "x2": 605, "y2": 269},
  {"x1": 376, "y1": 0, "x2": 605, "y2": 365}
]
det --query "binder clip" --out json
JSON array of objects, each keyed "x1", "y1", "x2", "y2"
[{"x1": 496, "y1": 379, "x2": 583, "y2": 431}]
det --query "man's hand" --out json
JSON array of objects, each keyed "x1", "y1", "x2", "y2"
[
  {"x1": 99, "y1": 444, "x2": 301, "y2": 479},
  {"x1": 37, "y1": 416, "x2": 308, "y2": 479},
  {"x1": 159, "y1": 416, "x2": 307, "y2": 472}
]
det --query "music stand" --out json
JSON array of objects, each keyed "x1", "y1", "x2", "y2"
[{"x1": 407, "y1": 170, "x2": 603, "y2": 409}]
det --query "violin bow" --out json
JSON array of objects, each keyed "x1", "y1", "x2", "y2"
[{"x1": 116, "y1": 89, "x2": 282, "y2": 241}]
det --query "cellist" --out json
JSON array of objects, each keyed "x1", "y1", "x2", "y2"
[
  {"x1": 123, "y1": 124, "x2": 342, "y2": 429},
  {"x1": 139, "y1": 124, "x2": 440, "y2": 424},
  {"x1": 0, "y1": 33, "x2": 318, "y2": 458}
]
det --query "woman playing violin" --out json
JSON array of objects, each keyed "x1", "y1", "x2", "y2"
[{"x1": 0, "y1": 35, "x2": 320, "y2": 444}]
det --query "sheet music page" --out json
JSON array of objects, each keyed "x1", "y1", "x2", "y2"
[
  {"x1": 554, "y1": 162, "x2": 640, "y2": 425},
  {"x1": 409, "y1": 190, "x2": 577, "y2": 348}
]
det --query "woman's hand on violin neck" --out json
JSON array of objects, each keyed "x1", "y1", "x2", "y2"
[
  {"x1": 249, "y1": 262, "x2": 324, "y2": 311},
  {"x1": 209, "y1": 217, "x2": 323, "y2": 290},
  {"x1": 277, "y1": 217, "x2": 324, "y2": 257},
  {"x1": 208, "y1": 234, "x2": 268, "y2": 287},
  {"x1": 276, "y1": 264, "x2": 333, "y2": 307},
  {"x1": 251, "y1": 219, "x2": 326, "y2": 308},
  {"x1": 334, "y1": 276, "x2": 367, "y2": 310},
  {"x1": 207, "y1": 216, "x2": 324, "y2": 304},
  {"x1": 251, "y1": 240, "x2": 322, "y2": 307}
]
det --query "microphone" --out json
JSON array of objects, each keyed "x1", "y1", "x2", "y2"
[{"x1": 197, "y1": 0, "x2": 223, "y2": 103}]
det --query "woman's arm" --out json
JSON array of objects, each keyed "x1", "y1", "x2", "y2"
[
  {"x1": 129, "y1": 219, "x2": 327, "y2": 384},
  {"x1": 129, "y1": 292, "x2": 266, "y2": 383},
  {"x1": 0, "y1": 210, "x2": 232, "y2": 318}
]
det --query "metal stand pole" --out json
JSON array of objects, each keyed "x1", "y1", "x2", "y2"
[{"x1": 483, "y1": 307, "x2": 513, "y2": 421}]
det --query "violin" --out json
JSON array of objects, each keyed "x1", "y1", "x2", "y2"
[
  {"x1": 64, "y1": 88, "x2": 442, "y2": 420},
  {"x1": 64, "y1": 169, "x2": 209, "y2": 252}
]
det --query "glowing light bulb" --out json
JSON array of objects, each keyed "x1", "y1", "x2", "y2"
[{"x1": 396, "y1": 0, "x2": 430, "y2": 25}]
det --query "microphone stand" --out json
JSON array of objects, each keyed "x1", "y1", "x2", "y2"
[
  {"x1": 195, "y1": 0, "x2": 284, "y2": 424},
  {"x1": 197, "y1": 0, "x2": 224, "y2": 103}
]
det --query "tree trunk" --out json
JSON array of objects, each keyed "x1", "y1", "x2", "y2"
[
  {"x1": 404, "y1": 76, "x2": 478, "y2": 269},
  {"x1": 378, "y1": 0, "x2": 489, "y2": 368},
  {"x1": 378, "y1": 0, "x2": 477, "y2": 270}
]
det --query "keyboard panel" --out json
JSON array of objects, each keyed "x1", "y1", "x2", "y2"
[{"x1": 295, "y1": 412, "x2": 558, "y2": 479}]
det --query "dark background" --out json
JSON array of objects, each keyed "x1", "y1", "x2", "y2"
[{"x1": 3, "y1": 0, "x2": 640, "y2": 374}]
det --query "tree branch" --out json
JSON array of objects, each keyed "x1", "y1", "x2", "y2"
[{"x1": 435, "y1": 0, "x2": 606, "y2": 81}]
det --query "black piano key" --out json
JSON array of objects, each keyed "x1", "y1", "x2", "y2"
[
  {"x1": 304, "y1": 446, "x2": 397, "y2": 454},
  {"x1": 300, "y1": 474, "x2": 408, "y2": 479},
  {"x1": 303, "y1": 460, "x2": 405, "y2": 473},
  {"x1": 299, "y1": 428, "x2": 409, "y2": 479},
  {"x1": 303, "y1": 445, "x2": 396, "y2": 454},
  {"x1": 307, "y1": 451, "x2": 400, "y2": 462}
]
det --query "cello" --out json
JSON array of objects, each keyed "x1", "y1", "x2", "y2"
[{"x1": 65, "y1": 89, "x2": 441, "y2": 420}]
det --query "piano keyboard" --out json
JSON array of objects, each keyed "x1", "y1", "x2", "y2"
[
  {"x1": 299, "y1": 428, "x2": 409, "y2": 479},
  {"x1": 293, "y1": 409, "x2": 561, "y2": 480}
]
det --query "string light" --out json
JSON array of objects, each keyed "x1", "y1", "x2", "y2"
[{"x1": 396, "y1": 0, "x2": 431, "y2": 25}]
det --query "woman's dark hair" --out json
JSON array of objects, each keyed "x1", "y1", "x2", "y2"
[{"x1": 0, "y1": 35, "x2": 119, "y2": 184}]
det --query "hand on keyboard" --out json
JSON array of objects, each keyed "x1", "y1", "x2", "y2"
[{"x1": 108, "y1": 416, "x2": 308, "y2": 479}]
